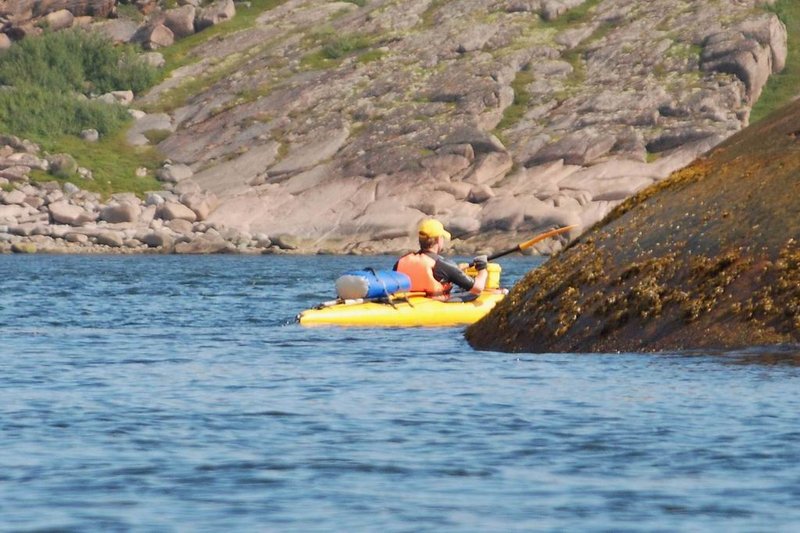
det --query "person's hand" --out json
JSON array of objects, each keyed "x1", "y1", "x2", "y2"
[{"x1": 472, "y1": 255, "x2": 488, "y2": 271}]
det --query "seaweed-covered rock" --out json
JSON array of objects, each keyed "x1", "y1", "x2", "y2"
[{"x1": 466, "y1": 97, "x2": 800, "y2": 353}]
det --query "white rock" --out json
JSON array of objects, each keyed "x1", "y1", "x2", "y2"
[
  {"x1": 100, "y1": 202, "x2": 142, "y2": 224},
  {"x1": 94, "y1": 231, "x2": 124, "y2": 247},
  {"x1": 0, "y1": 204, "x2": 27, "y2": 222},
  {"x1": 43, "y1": 9, "x2": 74, "y2": 31},
  {"x1": 80, "y1": 129, "x2": 99, "y2": 142},
  {"x1": 156, "y1": 164, "x2": 193, "y2": 183},
  {"x1": 49, "y1": 201, "x2": 97, "y2": 226},
  {"x1": 2, "y1": 190, "x2": 26, "y2": 205},
  {"x1": 145, "y1": 193, "x2": 166, "y2": 206},
  {"x1": 157, "y1": 201, "x2": 197, "y2": 222},
  {"x1": 196, "y1": 0, "x2": 236, "y2": 30},
  {"x1": 142, "y1": 230, "x2": 174, "y2": 248},
  {"x1": 141, "y1": 53, "x2": 165, "y2": 69}
]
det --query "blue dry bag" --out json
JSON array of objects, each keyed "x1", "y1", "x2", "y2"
[{"x1": 335, "y1": 268, "x2": 411, "y2": 299}]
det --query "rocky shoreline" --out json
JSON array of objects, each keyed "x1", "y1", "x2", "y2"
[
  {"x1": 0, "y1": 0, "x2": 793, "y2": 256},
  {"x1": 0, "y1": 135, "x2": 279, "y2": 255}
]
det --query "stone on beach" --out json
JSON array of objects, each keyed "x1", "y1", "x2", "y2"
[{"x1": 48, "y1": 201, "x2": 97, "y2": 226}]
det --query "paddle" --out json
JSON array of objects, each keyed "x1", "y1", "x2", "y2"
[{"x1": 470, "y1": 225, "x2": 577, "y2": 265}]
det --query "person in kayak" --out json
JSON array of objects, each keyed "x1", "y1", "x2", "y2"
[{"x1": 394, "y1": 218, "x2": 488, "y2": 298}]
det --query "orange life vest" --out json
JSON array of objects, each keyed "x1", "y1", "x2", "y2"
[{"x1": 395, "y1": 252, "x2": 452, "y2": 296}]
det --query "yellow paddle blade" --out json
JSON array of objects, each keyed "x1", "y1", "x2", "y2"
[{"x1": 518, "y1": 225, "x2": 577, "y2": 251}]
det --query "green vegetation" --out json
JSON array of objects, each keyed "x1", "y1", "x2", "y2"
[
  {"x1": 0, "y1": 29, "x2": 157, "y2": 96},
  {"x1": 540, "y1": 0, "x2": 602, "y2": 30},
  {"x1": 342, "y1": 0, "x2": 366, "y2": 6},
  {"x1": 357, "y1": 49, "x2": 386, "y2": 64},
  {"x1": 33, "y1": 131, "x2": 163, "y2": 197},
  {"x1": 300, "y1": 32, "x2": 374, "y2": 69},
  {"x1": 421, "y1": 0, "x2": 448, "y2": 28},
  {"x1": 143, "y1": 129, "x2": 172, "y2": 145},
  {"x1": 115, "y1": 2, "x2": 145, "y2": 23},
  {"x1": 158, "y1": 0, "x2": 288, "y2": 72},
  {"x1": 0, "y1": 85, "x2": 131, "y2": 139},
  {"x1": 0, "y1": 29, "x2": 157, "y2": 141},
  {"x1": 322, "y1": 34, "x2": 372, "y2": 59},
  {"x1": 0, "y1": 30, "x2": 161, "y2": 196},
  {"x1": 494, "y1": 68, "x2": 535, "y2": 133},
  {"x1": 750, "y1": 0, "x2": 800, "y2": 123}
]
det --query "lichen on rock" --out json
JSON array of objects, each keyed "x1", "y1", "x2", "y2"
[{"x1": 466, "y1": 96, "x2": 800, "y2": 353}]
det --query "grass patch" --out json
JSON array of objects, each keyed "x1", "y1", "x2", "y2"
[
  {"x1": 35, "y1": 131, "x2": 163, "y2": 198},
  {"x1": 143, "y1": 129, "x2": 173, "y2": 145},
  {"x1": 0, "y1": 84, "x2": 132, "y2": 139},
  {"x1": 750, "y1": 0, "x2": 800, "y2": 123},
  {"x1": 300, "y1": 33, "x2": 373, "y2": 69},
  {"x1": 357, "y1": 49, "x2": 386, "y2": 64},
  {"x1": 494, "y1": 68, "x2": 535, "y2": 132},
  {"x1": 143, "y1": 52, "x2": 246, "y2": 113},
  {"x1": 116, "y1": 2, "x2": 145, "y2": 23},
  {"x1": 421, "y1": 0, "x2": 448, "y2": 28},
  {"x1": 540, "y1": 0, "x2": 602, "y2": 30},
  {"x1": 158, "y1": 0, "x2": 289, "y2": 72}
]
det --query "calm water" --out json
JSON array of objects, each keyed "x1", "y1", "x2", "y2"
[{"x1": 2, "y1": 254, "x2": 800, "y2": 531}]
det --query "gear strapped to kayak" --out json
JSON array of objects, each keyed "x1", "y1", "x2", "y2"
[
  {"x1": 296, "y1": 226, "x2": 575, "y2": 327},
  {"x1": 335, "y1": 268, "x2": 411, "y2": 300},
  {"x1": 298, "y1": 262, "x2": 506, "y2": 327}
]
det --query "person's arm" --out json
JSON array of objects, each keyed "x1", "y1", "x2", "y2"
[
  {"x1": 470, "y1": 268, "x2": 488, "y2": 294},
  {"x1": 433, "y1": 258, "x2": 488, "y2": 294},
  {"x1": 467, "y1": 255, "x2": 488, "y2": 294}
]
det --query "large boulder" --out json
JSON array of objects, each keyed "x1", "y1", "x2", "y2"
[
  {"x1": 156, "y1": 163, "x2": 193, "y2": 183},
  {"x1": 100, "y1": 202, "x2": 141, "y2": 224},
  {"x1": 94, "y1": 231, "x2": 124, "y2": 247},
  {"x1": 141, "y1": 230, "x2": 174, "y2": 249},
  {"x1": 180, "y1": 191, "x2": 218, "y2": 221},
  {"x1": 164, "y1": 5, "x2": 196, "y2": 38},
  {"x1": 138, "y1": 23, "x2": 174, "y2": 51},
  {"x1": 195, "y1": 0, "x2": 235, "y2": 31},
  {"x1": 466, "y1": 97, "x2": 800, "y2": 353},
  {"x1": 175, "y1": 233, "x2": 235, "y2": 254},
  {"x1": 93, "y1": 19, "x2": 139, "y2": 43},
  {"x1": 0, "y1": 204, "x2": 27, "y2": 223},
  {"x1": 157, "y1": 201, "x2": 197, "y2": 222},
  {"x1": 48, "y1": 201, "x2": 96, "y2": 226},
  {"x1": 42, "y1": 9, "x2": 73, "y2": 30},
  {"x1": 46, "y1": 154, "x2": 77, "y2": 179},
  {"x1": 1, "y1": 189, "x2": 27, "y2": 205}
]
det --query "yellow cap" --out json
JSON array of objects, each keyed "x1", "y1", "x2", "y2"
[{"x1": 418, "y1": 218, "x2": 451, "y2": 240}]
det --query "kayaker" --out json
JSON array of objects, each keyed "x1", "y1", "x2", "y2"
[{"x1": 394, "y1": 218, "x2": 488, "y2": 298}]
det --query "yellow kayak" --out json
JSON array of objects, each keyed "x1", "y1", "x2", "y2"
[{"x1": 298, "y1": 291, "x2": 506, "y2": 327}]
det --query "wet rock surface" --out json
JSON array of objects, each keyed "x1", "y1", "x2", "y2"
[{"x1": 466, "y1": 97, "x2": 800, "y2": 353}]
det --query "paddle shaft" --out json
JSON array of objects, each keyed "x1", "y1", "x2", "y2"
[{"x1": 475, "y1": 225, "x2": 577, "y2": 264}]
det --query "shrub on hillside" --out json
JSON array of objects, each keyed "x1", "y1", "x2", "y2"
[
  {"x1": 0, "y1": 29, "x2": 158, "y2": 95},
  {"x1": 0, "y1": 85, "x2": 130, "y2": 138},
  {"x1": 0, "y1": 29, "x2": 158, "y2": 141}
]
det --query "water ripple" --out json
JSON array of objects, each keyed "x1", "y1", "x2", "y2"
[{"x1": 2, "y1": 255, "x2": 800, "y2": 530}]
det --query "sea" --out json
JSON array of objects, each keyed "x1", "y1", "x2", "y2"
[{"x1": 2, "y1": 254, "x2": 800, "y2": 531}]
